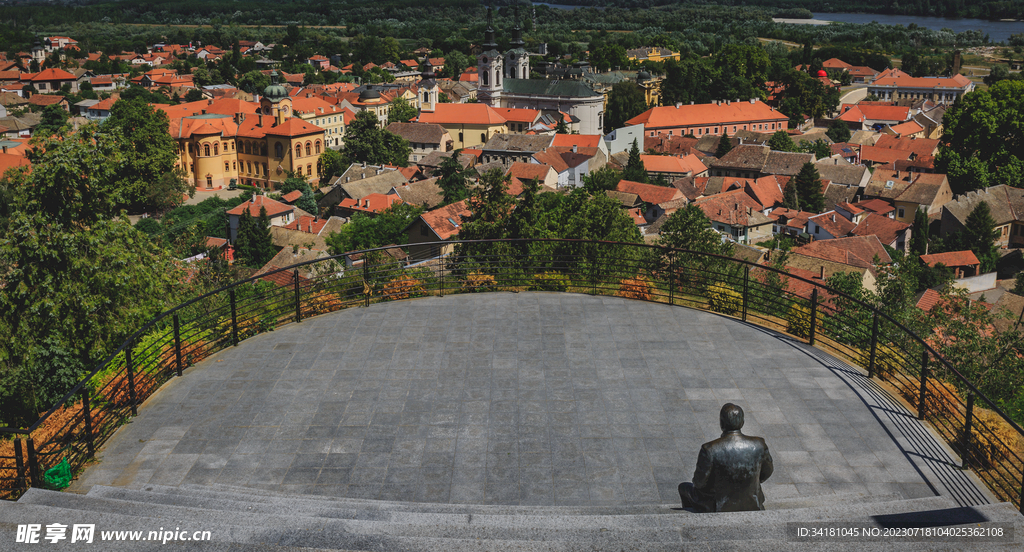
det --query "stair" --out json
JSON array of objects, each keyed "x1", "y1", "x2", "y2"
[{"x1": 1, "y1": 485, "x2": 1021, "y2": 551}]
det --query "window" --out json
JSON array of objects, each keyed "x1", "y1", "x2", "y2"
[
  {"x1": 203, "y1": 144, "x2": 210, "y2": 156},
  {"x1": 275, "y1": 143, "x2": 283, "y2": 158},
  {"x1": 232, "y1": 162, "x2": 236, "y2": 170},
  {"x1": 897, "y1": 207, "x2": 905, "y2": 218},
  {"x1": 315, "y1": 140, "x2": 321, "y2": 154},
  {"x1": 248, "y1": 161, "x2": 252, "y2": 174},
  {"x1": 206, "y1": 176, "x2": 212, "y2": 187},
  {"x1": 458, "y1": 132, "x2": 464, "y2": 143},
  {"x1": 307, "y1": 164, "x2": 312, "y2": 176},
  {"x1": 295, "y1": 144, "x2": 302, "y2": 158},
  {"x1": 814, "y1": 226, "x2": 819, "y2": 234},
  {"x1": 481, "y1": 133, "x2": 486, "y2": 143},
  {"x1": 230, "y1": 142, "x2": 234, "y2": 151},
  {"x1": 187, "y1": 143, "x2": 192, "y2": 154},
  {"x1": 263, "y1": 163, "x2": 268, "y2": 175},
  {"x1": 225, "y1": 162, "x2": 230, "y2": 171},
  {"x1": 213, "y1": 143, "x2": 219, "y2": 155},
  {"x1": 305, "y1": 142, "x2": 312, "y2": 156}
]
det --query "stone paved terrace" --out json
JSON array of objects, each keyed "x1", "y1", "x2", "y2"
[{"x1": 69, "y1": 292, "x2": 995, "y2": 508}]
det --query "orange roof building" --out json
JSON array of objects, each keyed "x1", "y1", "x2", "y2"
[
  {"x1": 868, "y1": 70, "x2": 974, "y2": 105},
  {"x1": 337, "y1": 193, "x2": 404, "y2": 218},
  {"x1": 226, "y1": 194, "x2": 296, "y2": 242},
  {"x1": 625, "y1": 99, "x2": 788, "y2": 139},
  {"x1": 417, "y1": 103, "x2": 508, "y2": 149}
]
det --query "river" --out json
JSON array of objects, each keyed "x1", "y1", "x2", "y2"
[{"x1": 809, "y1": 13, "x2": 1021, "y2": 43}]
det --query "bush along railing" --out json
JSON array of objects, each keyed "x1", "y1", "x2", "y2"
[{"x1": 0, "y1": 239, "x2": 1021, "y2": 511}]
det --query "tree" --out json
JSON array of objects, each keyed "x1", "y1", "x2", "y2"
[
  {"x1": 767, "y1": 130, "x2": 797, "y2": 152},
  {"x1": 910, "y1": 208, "x2": 930, "y2": 256},
  {"x1": 782, "y1": 175, "x2": 801, "y2": 211},
  {"x1": 604, "y1": 82, "x2": 647, "y2": 131},
  {"x1": 386, "y1": 96, "x2": 419, "y2": 125},
  {"x1": 794, "y1": 162, "x2": 825, "y2": 213},
  {"x1": 658, "y1": 203, "x2": 730, "y2": 256},
  {"x1": 101, "y1": 97, "x2": 181, "y2": 210},
  {"x1": 715, "y1": 129, "x2": 733, "y2": 158},
  {"x1": 436, "y1": 150, "x2": 471, "y2": 205},
  {"x1": 458, "y1": 168, "x2": 516, "y2": 243},
  {"x1": 318, "y1": 149, "x2": 345, "y2": 181},
  {"x1": 234, "y1": 207, "x2": 277, "y2": 268},
  {"x1": 0, "y1": 127, "x2": 183, "y2": 425},
  {"x1": 622, "y1": 139, "x2": 649, "y2": 184},
  {"x1": 342, "y1": 110, "x2": 411, "y2": 167},
  {"x1": 826, "y1": 119, "x2": 851, "y2": 143},
  {"x1": 279, "y1": 177, "x2": 318, "y2": 215},
  {"x1": 33, "y1": 104, "x2": 69, "y2": 137},
  {"x1": 555, "y1": 118, "x2": 569, "y2": 134},
  {"x1": 962, "y1": 201, "x2": 1000, "y2": 273},
  {"x1": 325, "y1": 202, "x2": 423, "y2": 254},
  {"x1": 660, "y1": 58, "x2": 714, "y2": 107},
  {"x1": 184, "y1": 88, "x2": 204, "y2": 102},
  {"x1": 799, "y1": 139, "x2": 831, "y2": 160},
  {"x1": 936, "y1": 80, "x2": 1024, "y2": 193},
  {"x1": 581, "y1": 165, "x2": 622, "y2": 193},
  {"x1": 1013, "y1": 272, "x2": 1024, "y2": 296},
  {"x1": 236, "y1": 70, "x2": 270, "y2": 95}
]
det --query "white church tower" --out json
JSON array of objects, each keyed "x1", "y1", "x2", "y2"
[
  {"x1": 505, "y1": 5, "x2": 529, "y2": 80},
  {"x1": 418, "y1": 60, "x2": 439, "y2": 112},
  {"x1": 477, "y1": 7, "x2": 503, "y2": 107}
]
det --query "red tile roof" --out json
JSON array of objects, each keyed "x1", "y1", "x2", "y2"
[
  {"x1": 263, "y1": 117, "x2": 324, "y2": 137},
  {"x1": 0, "y1": 152, "x2": 30, "y2": 175},
  {"x1": 920, "y1": 250, "x2": 979, "y2": 268},
  {"x1": 615, "y1": 180, "x2": 684, "y2": 205},
  {"x1": 506, "y1": 162, "x2": 553, "y2": 183},
  {"x1": 550, "y1": 134, "x2": 602, "y2": 149},
  {"x1": 887, "y1": 120, "x2": 924, "y2": 137},
  {"x1": 280, "y1": 190, "x2": 303, "y2": 203},
  {"x1": 417, "y1": 103, "x2": 506, "y2": 126},
  {"x1": 420, "y1": 199, "x2": 470, "y2": 240},
  {"x1": 916, "y1": 288, "x2": 942, "y2": 312},
  {"x1": 625, "y1": 100, "x2": 786, "y2": 129},
  {"x1": 809, "y1": 211, "x2": 856, "y2": 238},
  {"x1": 851, "y1": 212, "x2": 910, "y2": 245},
  {"x1": 493, "y1": 107, "x2": 539, "y2": 123},
  {"x1": 791, "y1": 235, "x2": 890, "y2": 268},
  {"x1": 695, "y1": 189, "x2": 769, "y2": 227},
  {"x1": 853, "y1": 199, "x2": 895, "y2": 216},
  {"x1": 226, "y1": 195, "x2": 293, "y2": 218},
  {"x1": 338, "y1": 193, "x2": 403, "y2": 214},
  {"x1": 284, "y1": 215, "x2": 329, "y2": 234},
  {"x1": 873, "y1": 135, "x2": 939, "y2": 159},
  {"x1": 744, "y1": 175, "x2": 784, "y2": 210},
  {"x1": 860, "y1": 145, "x2": 913, "y2": 165},
  {"x1": 24, "y1": 68, "x2": 76, "y2": 82},
  {"x1": 640, "y1": 154, "x2": 707, "y2": 175}
]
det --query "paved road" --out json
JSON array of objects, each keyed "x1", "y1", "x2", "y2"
[{"x1": 839, "y1": 85, "x2": 869, "y2": 105}]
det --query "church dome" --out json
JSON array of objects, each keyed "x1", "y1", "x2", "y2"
[
  {"x1": 637, "y1": 71, "x2": 652, "y2": 82},
  {"x1": 263, "y1": 71, "x2": 289, "y2": 101},
  {"x1": 817, "y1": 69, "x2": 828, "y2": 78},
  {"x1": 359, "y1": 88, "x2": 381, "y2": 102}
]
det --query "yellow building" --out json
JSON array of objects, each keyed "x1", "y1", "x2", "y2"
[
  {"x1": 626, "y1": 47, "x2": 681, "y2": 64},
  {"x1": 416, "y1": 103, "x2": 507, "y2": 149},
  {"x1": 169, "y1": 74, "x2": 327, "y2": 190}
]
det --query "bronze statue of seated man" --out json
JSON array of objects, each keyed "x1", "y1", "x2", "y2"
[{"x1": 679, "y1": 403, "x2": 773, "y2": 512}]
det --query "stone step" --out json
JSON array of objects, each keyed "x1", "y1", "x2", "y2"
[
  {"x1": 183, "y1": 481, "x2": 915, "y2": 515},
  {"x1": 5, "y1": 492, "x2": 1020, "y2": 552}
]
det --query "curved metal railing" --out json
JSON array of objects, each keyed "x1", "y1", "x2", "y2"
[{"x1": 1, "y1": 239, "x2": 1021, "y2": 511}]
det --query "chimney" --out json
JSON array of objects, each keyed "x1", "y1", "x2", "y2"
[
  {"x1": 726, "y1": 100, "x2": 730, "y2": 105},
  {"x1": 572, "y1": 144, "x2": 577, "y2": 153},
  {"x1": 201, "y1": 109, "x2": 207, "y2": 114},
  {"x1": 675, "y1": 102, "x2": 681, "y2": 108},
  {"x1": 749, "y1": 98, "x2": 756, "y2": 104},
  {"x1": 831, "y1": 214, "x2": 836, "y2": 222},
  {"x1": 690, "y1": 101, "x2": 694, "y2": 105},
  {"x1": 258, "y1": 114, "x2": 263, "y2": 127}
]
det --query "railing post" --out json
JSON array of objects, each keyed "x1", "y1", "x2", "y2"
[
  {"x1": 173, "y1": 314, "x2": 183, "y2": 377},
  {"x1": 438, "y1": 258, "x2": 444, "y2": 298},
  {"x1": 1019, "y1": 474, "x2": 1024, "y2": 516},
  {"x1": 229, "y1": 289, "x2": 238, "y2": 346},
  {"x1": 868, "y1": 312, "x2": 879, "y2": 379},
  {"x1": 742, "y1": 265, "x2": 749, "y2": 322},
  {"x1": 363, "y1": 260, "x2": 371, "y2": 307},
  {"x1": 293, "y1": 269, "x2": 302, "y2": 323},
  {"x1": 961, "y1": 393, "x2": 974, "y2": 470},
  {"x1": 81, "y1": 388, "x2": 94, "y2": 458},
  {"x1": 25, "y1": 437, "x2": 38, "y2": 489},
  {"x1": 918, "y1": 350, "x2": 928, "y2": 421},
  {"x1": 808, "y1": 288, "x2": 818, "y2": 346},
  {"x1": 14, "y1": 438, "x2": 26, "y2": 494},
  {"x1": 667, "y1": 251, "x2": 675, "y2": 306},
  {"x1": 125, "y1": 344, "x2": 138, "y2": 416}
]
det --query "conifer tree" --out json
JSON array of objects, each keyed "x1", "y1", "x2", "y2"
[
  {"x1": 782, "y1": 176, "x2": 800, "y2": 211},
  {"x1": 622, "y1": 139, "x2": 649, "y2": 183},
  {"x1": 794, "y1": 162, "x2": 824, "y2": 213},
  {"x1": 235, "y1": 207, "x2": 277, "y2": 268},
  {"x1": 963, "y1": 201, "x2": 1000, "y2": 273},
  {"x1": 715, "y1": 129, "x2": 732, "y2": 158}
]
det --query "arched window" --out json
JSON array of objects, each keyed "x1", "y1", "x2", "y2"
[
  {"x1": 213, "y1": 143, "x2": 219, "y2": 155},
  {"x1": 275, "y1": 142, "x2": 283, "y2": 158},
  {"x1": 482, "y1": 72, "x2": 488, "y2": 86},
  {"x1": 496, "y1": 73, "x2": 500, "y2": 86},
  {"x1": 307, "y1": 164, "x2": 312, "y2": 176},
  {"x1": 247, "y1": 161, "x2": 252, "y2": 174},
  {"x1": 295, "y1": 143, "x2": 302, "y2": 158},
  {"x1": 203, "y1": 144, "x2": 210, "y2": 156},
  {"x1": 315, "y1": 140, "x2": 321, "y2": 154},
  {"x1": 423, "y1": 92, "x2": 429, "y2": 103},
  {"x1": 245, "y1": 141, "x2": 251, "y2": 154},
  {"x1": 263, "y1": 163, "x2": 268, "y2": 175},
  {"x1": 187, "y1": 143, "x2": 192, "y2": 154},
  {"x1": 305, "y1": 142, "x2": 312, "y2": 156},
  {"x1": 481, "y1": 133, "x2": 486, "y2": 143}
]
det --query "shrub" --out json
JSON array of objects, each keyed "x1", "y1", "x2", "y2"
[
  {"x1": 617, "y1": 276, "x2": 652, "y2": 301},
  {"x1": 787, "y1": 301, "x2": 812, "y2": 338},
  {"x1": 463, "y1": 271, "x2": 497, "y2": 292},
  {"x1": 708, "y1": 282, "x2": 742, "y2": 316},
  {"x1": 380, "y1": 274, "x2": 424, "y2": 300},
  {"x1": 530, "y1": 272, "x2": 571, "y2": 292}
]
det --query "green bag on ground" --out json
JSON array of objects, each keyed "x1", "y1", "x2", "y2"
[{"x1": 42, "y1": 458, "x2": 71, "y2": 490}]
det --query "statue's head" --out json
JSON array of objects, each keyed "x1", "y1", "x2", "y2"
[{"x1": 720, "y1": 403, "x2": 744, "y2": 432}]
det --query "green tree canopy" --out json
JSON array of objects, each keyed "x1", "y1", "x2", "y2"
[
  {"x1": 604, "y1": 82, "x2": 647, "y2": 131},
  {"x1": 826, "y1": 119, "x2": 851, "y2": 143},
  {"x1": 962, "y1": 201, "x2": 1001, "y2": 273},
  {"x1": 318, "y1": 149, "x2": 345, "y2": 181},
  {"x1": 342, "y1": 110, "x2": 412, "y2": 168},
  {"x1": 715, "y1": 129, "x2": 733, "y2": 158},
  {"x1": 0, "y1": 127, "x2": 183, "y2": 425},
  {"x1": 325, "y1": 202, "x2": 423, "y2": 254},
  {"x1": 436, "y1": 149, "x2": 471, "y2": 205},
  {"x1": 386, "y1": 96, "x2": 419, "y2": 126},
  {"x1": 234, "y1": 207, "x2": 277, "y2": 268},
  {"x1": 33, "y1": 104, "x2": 70, "y2": 137},
  {"x1": 622, "y1": 139, "x2": 649, "y2": 184},
  {"x1": 936, "y1": 80, "x2": 1024, "y2": 194},
  {"x1": 794, "y1": 162, "x2": 825, "y2": 213},
  {"x1": 767, "y1": 130, "x2": 797, "y2": 152},
  {"x1": 102, "y1": 97, "x2": 185, "y2": 210},
  {"x1": 279, "y1": 176, "x2": 318, "y2": 215}
]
